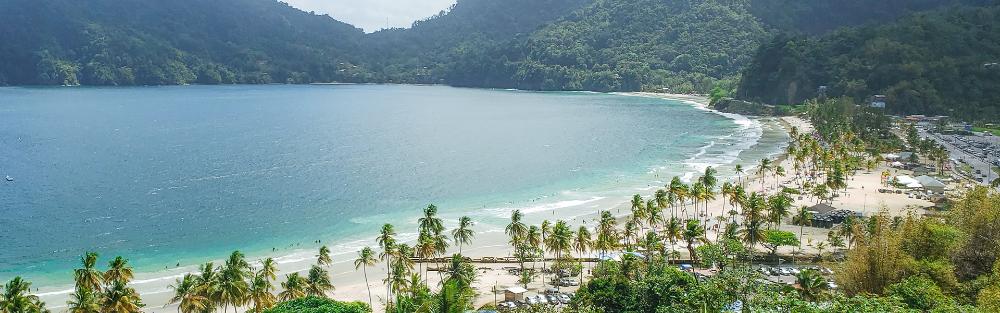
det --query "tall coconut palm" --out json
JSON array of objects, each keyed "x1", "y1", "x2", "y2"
[
  {"x1": 664, "y1": 217, "x2": 681, "y2": 261},
  {"x1": 194, "y1": 262, "x2": 220, "y2": 312},
  {"x1": 682, "y1": 220, "x2": 706, "y2": 262},
  {"x1": 74, "y1": 252, "x2": 103, "y2": 292},
  {"x1": 505, "y1": 210, "x2": 528, "y2": 248},
  {"x1": 701, "y1": 167, "x2": 718, "y2": 191},
  {"x1": 573, "y1": 226, "x2": 592, "y2": 278},
  {"x1": 67, "y1": 286, "x2": 100, "y2": 313},
  {"x1": 756, "y1": 158, "x2": 772, "y2": 191},
  {"x1": 101, "y1": 280, "x2": 142, "y2": 313},
  {"x1": 278, "y1": 273, "x2": 306, "y2": 301},
  {"x1": 247, "y1": 274, "x2": 275, "y2": 313},
  {"x1": 104, "y1": 256, "x2": 134, "y2": 285},
  {"x1": 317, "y1": 246, "x2": 332, "y2": 267},
  {"x1": 793, "y1": 207, "x2": 813, "y2": 252},
  {"x1": 741, "y1": 193, "x2": 768, "y2": 264},
  {"x1": 219, "y1": 251, "x2": 251, "y2": 313},
  {"x1": 168, "y1": 274, "x2": 207, "y2": 313},
  {"x1": 545, "y1": 221, "x2": 573, "y2": 290},
  {"x1": 432, "y1": 231, "x2": 450, "y2": 282},
  {"x1": 377, "y1": 223, "x2": 397, "y2": 302},
  {"x1": 2, "y1": 277, "x2": 45, "y2": 313},
  {"x1": 415, "y1": 230, "x2": 435, "y2": 283},
  {"x1": 654, "y1": 189, "x2": 669, "y2": 218},
  {"x1": 258, "y1": 258, "x2": 277, "y2": 282},
  {"x1": 735, "y1": 164, "x2": 745, "y2": 186},
  {"x1": 594, "y1": 211, "x2": 618, "y2": 255},
  {"x1": 451, "y1": 216, "x2": 475, "y2": 254},
  {"x1": 630, "y1": 194, "x2": 647, "y2": 231},
  {"x1": 354, "y1": 247, "x2": 377, "y2": 308},
  {"x1": 623, "y1": 219, "x2": 639, "y2": 250},
  {"x1": 525, "y1": 225, "x2": 542, "y2": 266},
  {"x1": 768, "y1": 193, "x2": 793, "y2": 228},
  {"x1": 418, "y1": 204, "x2": 444, "y2": 236},
  {"x1": 305, "y1": 265, "x2": 334, "y2": 297},
  {"x1": 645, "y1": 199, "x2": 664, "y2": 233}
]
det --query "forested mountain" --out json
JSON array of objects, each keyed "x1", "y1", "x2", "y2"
[
  {"x1": 736, "y1": 6, "x2": 1000, "y2": 120},
  {"x1": 747, "y1": 0, "x2": 995, "y2": 34},
  {"x1": 362, "y1": 0, "x2": 592, "y2": 83},
  {"x1": 1, "y1": 0, "x2": 997, "y2": 108},
  {"x1": 0, "y1": 0, "x2": 368, "y2": 85}
]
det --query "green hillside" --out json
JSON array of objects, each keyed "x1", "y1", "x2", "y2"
[{"x1": 736, "y1": 6, "x2": 1000, "y2": 120}]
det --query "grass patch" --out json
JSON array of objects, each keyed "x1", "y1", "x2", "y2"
[{"x1": 972, "y1": 127, "x2": 1000, "y2": 136}]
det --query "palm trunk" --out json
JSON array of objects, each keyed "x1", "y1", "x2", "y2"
[{"x1": 364, "y1": 267, "x2": 372, "y2": 308}]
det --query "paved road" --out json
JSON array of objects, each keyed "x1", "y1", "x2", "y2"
[{"x1": 922, "y1": 130, "x2": 998, "y2": 189}]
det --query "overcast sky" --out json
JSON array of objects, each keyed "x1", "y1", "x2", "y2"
[{"x1": 284, "y1": 0, "x2": 458, "y2": 32}]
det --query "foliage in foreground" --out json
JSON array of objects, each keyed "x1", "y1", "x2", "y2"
[{"x1": 263, "y1": 296, "x2": 370, "y2": 313}]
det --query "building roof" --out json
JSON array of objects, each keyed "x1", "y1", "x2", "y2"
[
  {"x1": 808, "y1": 203, "x2": 837, "y2": 215},
  {"x1": 505, "y1": 286, "x2": 527, "y2": 294},
  {"x1": 915, "y1": 175, "x2": 946, "y2": 188}
]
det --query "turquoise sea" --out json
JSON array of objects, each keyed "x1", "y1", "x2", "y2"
[{"x1": 0, "y1": 85, "x2": 786, "y2": 289}]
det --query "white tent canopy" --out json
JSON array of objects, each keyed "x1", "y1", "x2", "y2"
[{"x1": 895, "y1": 175, "x2": 919, "y2": 185}]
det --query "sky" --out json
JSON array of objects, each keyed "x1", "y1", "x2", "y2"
[{"x1": 284, "y1": 0, "x2": 458, "y2": 32}]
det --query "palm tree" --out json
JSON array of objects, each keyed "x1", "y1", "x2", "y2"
[
  {"x1": 104, "y1": 256, "x2": 134, "y2": 285},
  {"x1": 247, "y1": 274, "x2": 276, "y2": 313},
  {"x1": 377, "y1": 223, "x2": 396, "y2": 302},
  {"x1": 168, "y1": 274, "x2": 207, "y2": 313},
  {"x1": 305, "y1": 265, "x2": 334, "y2": 297},
  {"x1": 525, "y1": 225, "x2": 542, "y2": 282},
  {"x1": 194, "y1": 262, "x2": 220, "y2": 312},
  {"x1": 2, "y1": 277, "x2": 45, "y2": 313},
  {"x1": 278, "y1": 273, "x2": 306, "y2": 301},
  {"x1": 418, "y1": 204, "x2": 445, "y2": 236},
  {"x1": 645, "y1": 199, "x2": 664, "y2": 233},
  {"x1": 594, "y1": 211, "x2": 618, "y2": 255},
  {"x1": 792, "y1": 206, "x2": 812, "y2": 252},
  {"x1": 682, "y1": 220, "x2": 706, "y2": 262},
  {"x1": 67, "y1": 286, "x2": 100, "y2": 313},
  {"x1": 623, "y1": 219, "x2": 639, "y2": 250},
  {"x1": 194, "y1": 262, "x2": 221, "y2": 311},
  {"x1": 74, "y1": 252, "x2": 103, "y2": 292},
  {"x1": 664, "y1": 217, "x2": 681, "y2": 261},
  {"x1": 735, "y1": 164, "x2": 745, "y2": 186},
  {"x1": 219, "y1": 251, "x2": 251, "y2": 313},
  {"x1": 258, "y1": 258, "x2": 277, "y2": 282},
  {"x1": 756, "y1": 158, "x2": 772, "y2": 191},
  {"x1": 573, "y1": 226, "x2": 592, "y2": 282},
  {"x1": 100, "y1": 280, "x2": 142, "y2": 313},
  {"x1": 545, "y1": 221, "x2": 573, "y2": 290},
  {"x1": 540, "y1": 220, "x2": 551, "y2": 283},
  {"x1": 795, "y1": 269, "x2": 827, "y2": 301},
  {"x1": 505, "y1": 210, "x2": 528, "y2": 248},
  {"x1": 317, "y1": 246, "x2": 332, "y2": 266},
  {"x1": 415, "y1": 230, "x2": 435, "y2": 282},
  {"x1": 354, "y1": 247, "x2": 377, "y2": 308},
  {"x1": 451, "y1": 216, "x2": 475, "y2": 254},
  {"x1": 630, "y1": 194, "x2": 647, "y2": 231},
  {"x1": 768, "y1": 193, "x2": 792, "y2": 228},
  {"x1": 741, "y1": 192, "x2": 768, "y2": 264}
]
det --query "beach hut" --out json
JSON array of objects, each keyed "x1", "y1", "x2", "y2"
[
  {"x1": 504, "y1": 286, "x2": 527, "y2": 302},
  {"x1": 915, "y1": 175, "x2": 946, "y2": 193}
]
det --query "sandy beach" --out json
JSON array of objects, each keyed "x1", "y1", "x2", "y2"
[{"x1": 36, "y1": 93, "x2": 936, "y2": 313}]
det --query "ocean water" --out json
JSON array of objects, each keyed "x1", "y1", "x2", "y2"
[{"x1": 0, "y1": 84, "x2": 786, "y2": 288}]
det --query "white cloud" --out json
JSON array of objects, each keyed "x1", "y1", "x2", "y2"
[{"x1": 284, "y1": 0, "x2": 457, "y2": 32}]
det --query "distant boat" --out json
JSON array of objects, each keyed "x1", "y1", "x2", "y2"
[{"x1": 5, "y1": 175, "x2": 12, "y2": 182}]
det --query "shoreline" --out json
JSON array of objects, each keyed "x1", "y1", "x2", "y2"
[{"x1": 30, "y1": 92, "x2": 789, "y2": 312}]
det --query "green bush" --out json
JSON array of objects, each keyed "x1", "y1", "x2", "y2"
[{"x1": 263, "y1": 296, "x2": 371, "y2": 313}]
